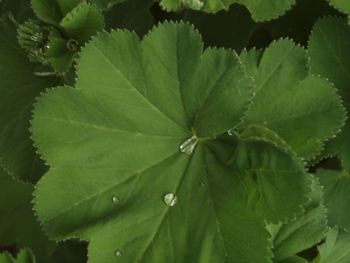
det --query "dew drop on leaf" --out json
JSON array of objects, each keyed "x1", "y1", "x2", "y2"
[
  {"x1": 163, "y1": 193, "x2": 178, "y2": 207},
  {"x1": 112, "y1": 196, "x2": 120, "y2": 204},
  {"x1": 115, "y1": 250, "x2": 122, "y2": 257},
  {"x1": 179, "y1": 136, "x2": 198, "y2": 155}
]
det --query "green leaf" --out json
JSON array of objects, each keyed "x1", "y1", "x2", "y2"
[
  {"x1": 0, "y1": 169, "x2": 53, "y2": 260},
  {"x1": 160, "y1": 0, "x2": 295, "y2": 21},
  {"x1": 241, "y1": 39, "x2": 346, "y2": 160},
  {"x1": 239, "y1": 125, "x2": 290, "y2": 149},
  {"x1": 31, "y1": 22, "x2": 312, "y2": 262},
  {"x1": 308, "y1": 17, "x2": 350, "y2": 169},
  {"x1": 31, "y1": 0, "x2": 83, "y2": 25},
  {"x1": 0, "y1": 249, "x2": 36, "y2": 263},
  {"x1": 0, "y1": 16, "x2": 58, "y2": 181},
  {"x1": 47, "y1": 37, "x2": 77, "y2": 73},
  {"x1": 267, "y1": 177, "x2": 327, "y2": 261},
  {"x1": 60, "y1": 3, "x2": 105, "y2": 44},
  {"x1": 232, "y1": 138, "x2": 311, "y2": 223},
  {"x1": 317, "y1": 169, "x2": 350, "y2": 229},
  {"x1": 316, "y1": 227, "x2": 350, "y2": 263}
]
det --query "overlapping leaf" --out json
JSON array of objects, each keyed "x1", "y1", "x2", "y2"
[
  {"x1": 267, "y1": 177, "x2": 327, "y2": 262},
  {"x1": 160, "y1": 0, "x2": 296, "y2": 22},
  {"x1": 308, "y1": 17, "x2": 350, "y2": 168},
  {"x1": 0, "y1": 16, "x2": 58, "y2": 181},
  {"x1": 240, "y1": 39, "x2": 346, "y2": 160},
  {"x1": 31, "y1": 22, "x2": 316, "y2": 262},
  {"x1": 314, "y1": 227, "x2": 350, "y2": 263}
]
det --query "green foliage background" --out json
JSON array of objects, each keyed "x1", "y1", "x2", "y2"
[{"x1": 1, "y1": 0, "x2": 350, "y2": 262}]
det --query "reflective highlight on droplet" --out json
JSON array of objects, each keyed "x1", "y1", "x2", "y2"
[
  {"x1": 180, "y1": 136, "x2": 198, "y2": 155},
  {"x1": 112, "y1": 196, "x2": 119, "y2": 204},
  {"x1": 115, "y1": 250, "x2": 122, "y2": 257},
  {"x1": 163, "y1": 193, "x2": 178, "y2": 207}
]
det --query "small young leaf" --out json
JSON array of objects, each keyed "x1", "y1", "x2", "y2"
[
  {"x1": 60, "y1": 3, "x2": 105, "y2": 44},
  {"x1": 31, "y1": 0, "x2": 83, "y2": 25},
  {"x1": 0, "y1": 249, "x2": 36, "y2": 263}
]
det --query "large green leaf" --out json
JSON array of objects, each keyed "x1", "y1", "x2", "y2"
[
  {"x1": 268, "y1": 177, "x2": 327, "y2": 261},
  {"x1": 31, "y1": 22, "x2": 313, "y2": 262},
  {"x1": 0, "y1": 169, "x2": 53, "y2": 260},
  {"x1": 0, "y1": 249, "x2": 36, "y2": 263},
  {"x1": 314, "y1": 227, "x2": 350, "y2": 263},
  {"x1": 0, "y1": 16, "x2": 58, "y2": 181},
  {"x1": 308, "y1": 17, "x2": 350, "y2": 169},
  {"x1": 160, "y1": 0, "x2": 295, "y2": 21},
  {"x1": 241, "y1": 39, "x2": 346, "y2": 160},
  {"x1": 317, "y1": 169, "x2": 350, "y2": 229}
]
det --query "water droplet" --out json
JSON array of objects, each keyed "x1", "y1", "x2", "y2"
[
  {"x1": 200, "y1": 181, "x2": 206, "y2": 188},
  {"x1": 115, "y1": 250, "x2": 122, "y2": 257},
  {"x1": 163, "y1": 193, "x2": 178, "y2": 207},
  {"x1": 227, "y1": 129, "x2": 234, "y2": 136},
  {"x1": 112, "y1": 196, "x2": 120, "y2": 203},
  {"x1": 180, "y1": 136, "x2": 198, "y2": 155}
]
